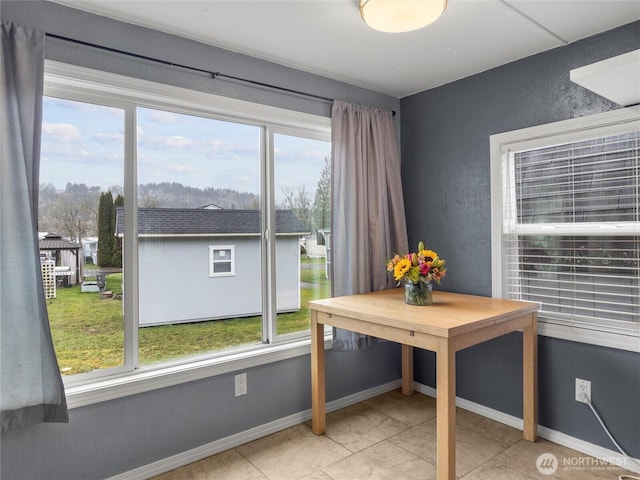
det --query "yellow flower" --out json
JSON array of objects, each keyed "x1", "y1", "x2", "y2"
[
  {"x1": 393, "y1": 257, "x2": 411, "y2": 282},
  {"x1": 421, "y1": 249, "x2": 439, "y2": 261}
]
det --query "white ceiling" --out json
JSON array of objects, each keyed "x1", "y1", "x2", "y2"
[{"x1": 51, "y1": 0, "x2": 640, "y2": 98}]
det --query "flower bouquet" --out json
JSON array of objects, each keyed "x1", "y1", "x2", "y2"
[{"x1": 386, "y1": 241, "x2": 446, "y2": 305}]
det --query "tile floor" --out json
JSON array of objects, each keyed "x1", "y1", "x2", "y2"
[{"x1": 152, "y1": 390, "x2": 632, "y2": 480}]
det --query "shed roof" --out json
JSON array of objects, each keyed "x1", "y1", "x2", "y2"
[
  {"x1": 39, "y1": 233, "x2": 83, "y2": 250},
  {"x1": 115, "y1": 207, "x2": 308, "y2": 236}
]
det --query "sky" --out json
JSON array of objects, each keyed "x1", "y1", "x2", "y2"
[{"x1": 40, "y1": 97, "x2": 330, "y2": 204}]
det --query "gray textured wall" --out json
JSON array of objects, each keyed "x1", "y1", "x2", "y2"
[
  {"x1": 3, "y1": 2, "x2": 639, "y2": 478},
  {"x1": 402, "y1": 20, "x2": 640, "y2": 459},
  {"x1": 1, "y1": 2, "x2": 401, "y2": 479}
]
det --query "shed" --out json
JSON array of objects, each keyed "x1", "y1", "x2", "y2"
[
  {"x1": 38, "y1": 233, "x2": 84, "y2": 286},
  {"x1": 116, "y1": 207, "x2": 308, "y2": 326}
]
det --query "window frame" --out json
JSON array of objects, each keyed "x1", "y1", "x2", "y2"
[
  {"x1": 490, "y1": 107, "x2": 640, "y2": 353},
  {"x1": 209, "y1": 245, "x2": 235, "y2": 277},
  {"x1": 43, "y1": 61, "x2": 333, "y2": 406}
]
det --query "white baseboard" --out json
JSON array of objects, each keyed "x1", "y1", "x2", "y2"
[
  {"x1": 107, "y1": 379, "x2": 402, "y2": 480},
  {"x1": 413, "y1": 382, "x2": 640, "y2": 474}
]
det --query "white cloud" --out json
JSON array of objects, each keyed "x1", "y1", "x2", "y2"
[
  {"x1": 164, "y1": 136, "x2": 192, "y2": 148},
  {"x1": 41, "y1": 123, "x2": 81, "y2": 143},
  {"x1": 147, "y1": 110, "x2": 189, "y2": 124},
  {"x1": 169, "y1": 164, "x2": 196, "y2": 173},
  {"x1": 92, "y1": 132, "x2": 124, "y2": 144}
]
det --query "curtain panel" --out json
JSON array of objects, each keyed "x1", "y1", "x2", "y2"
[
  {"x1": 1, "y1": 22, "x2": 68, "y2": 431},
  {"x1": 330, "y1": 100, "x2": 408, "y2": 350}
]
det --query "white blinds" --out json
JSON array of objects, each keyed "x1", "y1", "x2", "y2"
[
  {"x1": 513, "y1": 131, "x2": 638, "y2": 225},
  {"x1": 503, "y1": 130, "x2": 639, "y2": 330}
]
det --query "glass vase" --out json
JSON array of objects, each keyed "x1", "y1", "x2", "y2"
[{"x1": 404, "y1": 281, "x2": 433, "y2": 306}]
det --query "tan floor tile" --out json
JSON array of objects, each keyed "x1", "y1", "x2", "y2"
[
  {"x1": 299, "y1": 470, "x2": 336, "y2": 480},
  {"x1": 151, "y1": 449, "x2": 267, "y2": 480},
  {"x1": 236, "y1": 424, "x2": 351, "y2": 480},
  {"x1": 388, "y1": 417, "x2": 514, "y2": 477},
  {"x1": 321, "y1": 440, "x2": 437, "y2": 480},
  {"x1": 149, "y1": 397, "x2": 636, "y2": 480},
  {"x1": 455, "y1": 409, "x2": 523, "y2": 446},
  {"x1": 364, "y1": 390, "x2": 437, "y2": 427},
  {"x1": 324, "y1": 402, "x2": 411, "y2": 453},
  {"x1": 460, "y1": 459, "x2": 539, "y2": 480}
]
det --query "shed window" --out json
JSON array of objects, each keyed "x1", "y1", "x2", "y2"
[{"x1": 209, "y1": 246, "x2": 235, "y2": 277}]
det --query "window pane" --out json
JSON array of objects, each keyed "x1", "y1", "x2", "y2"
[
  {"x1": 506, "y1": 235, "x2": 640, "y2": 324},
  {"x1": 514, "y1": 131, "x2": 639, "y2": 224},
  {"x1": 213, "y1": 249, "x2": 231, "y2": 261},
  {"x1": 40, "y1": 97, "x2": 125, "y2": 376},
  {"x1": 135, "y1": 107, "x2": 262, "y2": 365},
  {"x1": 214, "y1": 262, "x2": 232, "y2": 274},
  {"x1": 274, "y1": 134, "x2": 331, "y2": 336}
]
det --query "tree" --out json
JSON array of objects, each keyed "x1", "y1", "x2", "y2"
[
  {"x1": 313, "y1": 156, "x2": 331, "y2": 232},
  {"x1": 139, "y1": 190, "x2": 161, "y2": 208},
  {"x1": 39, "y1": 183, "x2": 99, "y2": 242},
  {"x1": 97, "y1": 191, "x2": 114, "y2": 266},
  {"x1": 247, "y1": 195, "x2": 260, "y2": 210},
  {"x1": 279, "y1": 186, "x2": 313, "y2": 233},
  {"x1": 111, "y1": 194, "x2": 124, "y2": 268}
]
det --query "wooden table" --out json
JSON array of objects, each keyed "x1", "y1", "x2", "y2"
[{"x1": 310, "y1": 289, "x2": 539, "y2": 480}]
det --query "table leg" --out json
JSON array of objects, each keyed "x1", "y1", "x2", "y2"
[
  {"x1": 523, "y1": 312, "x2": 538, "y2": 442},
  {"x1": 436, "y1": 337, "x2": 456, "y2": 480},
  {"x1": 402, "y1": 345, "x2": 414, "y2": 396},
  {"x1": 311, "y1": 311, "x2": 326, "y2": 435}
]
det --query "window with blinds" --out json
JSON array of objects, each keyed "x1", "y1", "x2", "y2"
[{"x1": 491, "y1": 109, "x2": 640, "y2": 351}]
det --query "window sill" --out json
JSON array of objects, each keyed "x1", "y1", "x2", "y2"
[
  {"x1": 538, "y1": 319, "x2": 639, "y2": 353},
  {"x1": 65, "y1": 334, "x2": 333, "y2": 409}
]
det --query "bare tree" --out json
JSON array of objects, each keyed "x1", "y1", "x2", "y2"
[
  {"x1": 139, "y1": 191, "x2": 162, "y2": 208},
  {"x1": 280, "y1": 186, "x2": 313, "y2": 232},
  {"x1": 247, "y1": 195, "x2": 260, "y2": 210},
  {"x1": 313, "y1": 156, "x2": 331, "y2": 231},
  {"x1": 49, "y1": 194, "x2": 95, "y2": 243}
]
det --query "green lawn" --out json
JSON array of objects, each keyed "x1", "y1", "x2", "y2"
[{"x1": 48, "y1": 256, "x2": 330, "y2": 375}]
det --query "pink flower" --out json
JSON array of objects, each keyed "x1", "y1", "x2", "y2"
[{"x1": 419, "y1": 262, "x2": 431, "y2": 275}]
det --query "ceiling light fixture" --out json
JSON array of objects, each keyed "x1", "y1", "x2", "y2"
[{"x1": 360, "y1": 0, "x2": 447, "y2": 33}]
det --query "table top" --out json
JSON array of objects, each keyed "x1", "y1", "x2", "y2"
[{"x1": 309, "y1": 289, "x2": 539, "y2": 338}]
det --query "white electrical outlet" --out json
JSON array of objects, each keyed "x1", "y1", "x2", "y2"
[
  {"x1": 235, "y1": 373, "x2": 247, "y2": 397},
  {"x1": 575, "y1": 378, "x2": 591, "y2": 403}
]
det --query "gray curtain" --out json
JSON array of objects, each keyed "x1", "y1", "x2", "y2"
[
  {"x1": 1, "y1": 22, "x2": 68, "y2": 431},
  {"x1": 330, "y1": 100, "x2": 408, "y2": 350}
]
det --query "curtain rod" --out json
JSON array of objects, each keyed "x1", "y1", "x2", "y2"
[
  {"x1": 45, "y1": 32, "x2": 336, "y2": 102},
  {"x1": 45, "y1": 33, "x2": 396, "y2": 116}
]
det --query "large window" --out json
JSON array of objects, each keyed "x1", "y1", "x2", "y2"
[
  {"x1": 40, "y1": 62, "x2": 331, "y2": 394},
  {"x1": 491, "y1": 108, "x2": 639, "y2": 352}
]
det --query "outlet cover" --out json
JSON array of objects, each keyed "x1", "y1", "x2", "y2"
[
  {"x1": 235, "y1": 373, "x2": 247, "y2": 397},
  {"x1": 575, "y1": 378, "x2": 591, "y2": 403}
]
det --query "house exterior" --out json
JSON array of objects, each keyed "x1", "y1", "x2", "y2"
[
  {"x1": 81, "y1": 237, "x2": 98, "y2": 264},
  {"x1": 116, "y1": 207, "x2": 308, "y2": 326}
]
